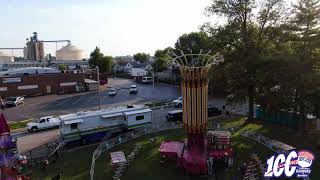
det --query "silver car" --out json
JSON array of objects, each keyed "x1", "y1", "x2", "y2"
[
  {"x1": 172, "y1": 97, "x2": 183, "y2": 107},
  {"x1": 108, "y1": 88, "x2": 117, "y2": 96},
  {"x1": 5, "y1": 96, "x2": 24, "y2": 107},
  {"x1": 129, "y1": 85, "x2": 138, "y2": 94}
]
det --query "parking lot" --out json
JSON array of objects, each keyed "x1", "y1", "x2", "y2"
[
  {"x1": 4, "y1": 78, "x2": 249, "y2": 122},
  {"x1": 4, "y1": 78, "x2": 181, "y2": 122}
]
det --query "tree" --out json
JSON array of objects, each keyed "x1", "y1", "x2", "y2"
[
  {"x1": 174, "y1": 32, "x2": 212, "y2": 56},
  {"x1": 88, "y1": 47, "x2": 113, "y2": 74},
  {"x1": 58, "y1": 64, "x2": 67, "y2": 71},
  {"x1": 287, "y1": 0, "x2": 320, "y2": 119},
  {"x1": 133, "y1": 53, "x2": 149, "y2": 63},
  {"x1": 99, "y1": 56, "x2": 113, "y2": 74},
  {"x1": 89, "y1": 47, "x2": 104, "y2": 68},
  {"x1": 291, "y1": 0, "x2": 320, "y2": 59},
  {"x1": 153, "y1": 47, "x2": 174, "y2": 72},
  {"x1": 205, "y1": 0, "x2": 286, "y2": 121}
]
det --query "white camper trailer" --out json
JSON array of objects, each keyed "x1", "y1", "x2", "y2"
[{"x1": 59, "y1": 105, "x2": 152, "y2": 144}]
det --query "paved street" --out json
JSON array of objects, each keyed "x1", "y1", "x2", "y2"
[
  {"x1": 4, "y1": 78, "x2": 250, "y2": 122},
  {"x1": 4, "y1": 78, "x2": 180, "y2": 122}
]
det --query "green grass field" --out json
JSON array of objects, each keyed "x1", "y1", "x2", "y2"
[
  {"x1": 8, "y1": 119, "x2": 33, "y2": 130},
  {"x1": 29, "y1": 117, "x2": 319, "y2": 180}
]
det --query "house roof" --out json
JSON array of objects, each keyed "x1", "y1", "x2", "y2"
[
  {"x1": 129, "y1": 61, "x2": 151, "y2": 68},
  {"x1": 117, "y1": 61, "x2": 129, "y2": 66}
]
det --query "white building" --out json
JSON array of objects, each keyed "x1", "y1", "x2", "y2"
[
  {"x1": 2, "y1": 61, "x2": 46, "y2": 70},
  {"x1": 49, "y1": 60, "x2": 89, "y2": 70},
  {"x1": 0, "y1": 67, "x2": 60, "y2": 76},
  {"x1": 130, "y1": 62, "x2": 152, "y2": 77},
  {"x1": 0, "y1": 52, "x2": 14, "y2": 69},
  {"x1": 113, "y1": 61, "x2": 130, "y2": 72}
]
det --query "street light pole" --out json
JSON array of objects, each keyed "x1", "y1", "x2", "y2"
[
  {"x1": 96, "y1": 66, "x2": 101, "y2": 110},
  {"x1": 114, "y1": 61, "x2": 117, "y2": 78},
  {"x1": 152, "y1": 71, "x2": 155, "y2": 87}
]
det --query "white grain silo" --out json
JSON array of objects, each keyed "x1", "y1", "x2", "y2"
[
  {"x1": 56, "y1": 43, "x2": 85, "y2": 60},
  {"x1": 0, "y1": 52, "x2": 14, "y2": 68}
]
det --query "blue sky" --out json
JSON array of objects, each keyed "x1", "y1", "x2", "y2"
[{"x1": 0, "y1": 0, "x2": 214, "y2": 57}]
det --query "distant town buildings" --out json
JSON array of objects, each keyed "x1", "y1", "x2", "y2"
[
  {"x1": 130, "y1": 62, "x2": 152, "y2": 77},
  {"x1": 0, "y1": 32, "x2": 87, "y2": 71},
  {"x1": 113, "y1": 60, "x2": 153, "y2": 78},
  {"x1": 0, "y1": 52, "x2": 14, "y2": 68},
  {"x1": 24, "y1": 33, "x2": 45, "y2": 60}
]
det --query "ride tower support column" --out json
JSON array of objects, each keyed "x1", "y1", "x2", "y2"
[{"x1": 180, "y1": 67, "x2": 209, "y2": 148}]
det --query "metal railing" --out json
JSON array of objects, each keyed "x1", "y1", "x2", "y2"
[
  {"x1": 89, "y1": 123, "x2": 183, "y2": 180},
  {"x1": 89, "y1": 121, "x2": 231, "y2": 180}
]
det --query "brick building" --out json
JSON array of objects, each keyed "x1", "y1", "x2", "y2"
[{"x1": 0, "y1": 73, "x2": 85, "y2": 97}]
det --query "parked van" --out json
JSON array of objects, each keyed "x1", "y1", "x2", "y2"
[
  {"x1": 166, "y1": 109, "x2": 183, "y2": 122},
  {"x1": 142, "y1": 77, "x2": 153, "y2": 83}
]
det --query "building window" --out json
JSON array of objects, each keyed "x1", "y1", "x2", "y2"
[
  {"x1": 136, "y1": 115, "x2": 144, "y2": 121},
  {"x1": 71, "y1": 123, "x2": 78, "y2": 130},
  {"x1": 18, "y1": 85, "x2": 38, "y2": 90},
  {"x1": 0, "y1": 87, "x2": 8, "y2": 92}
]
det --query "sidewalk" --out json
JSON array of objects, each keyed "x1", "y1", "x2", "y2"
[
  {"x1": 11, "y1": 127, "x2": 27, "y2": 133},
  {"x1": 17, "y1": 129, "x2": 59, "y2": 154}
]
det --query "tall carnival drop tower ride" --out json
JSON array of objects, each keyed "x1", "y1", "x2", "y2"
[{"x1": 159, "y1": 49, "x2": 224, "y2": 175}]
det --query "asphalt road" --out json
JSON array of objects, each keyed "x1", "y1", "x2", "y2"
[
  {"x1": 4, "y1": 78, "x2": 250, "y2": 122},
  {"x1": 4, "y1": 78, "x2": 180, "y2": 122}
]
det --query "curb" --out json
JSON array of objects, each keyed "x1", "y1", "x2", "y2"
[
  {"x1": 158, "y1": 83, "x2": 181, "y2": 88},
  {"x1": 11, "y1": 127, "x2": 27, "y2": 133}
]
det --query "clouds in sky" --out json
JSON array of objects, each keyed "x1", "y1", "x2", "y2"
[{"x1": 0, "y1": 0, "x2": 215, "y2": 57}]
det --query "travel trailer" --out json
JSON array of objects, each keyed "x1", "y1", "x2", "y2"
[{"x1": 59, "y1": 105, "x2": 152, "y2": 145}]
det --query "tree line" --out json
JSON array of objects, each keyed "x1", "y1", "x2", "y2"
[
  {"x1": 88, "y1": 0, "x2": 319, "y2": 123},
  {"x1": 153, "y1": 0, "x2": 320, "y2": 122}
]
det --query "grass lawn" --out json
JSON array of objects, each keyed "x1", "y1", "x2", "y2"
[
  {"x1": 29, "y1": 117, "x2": 319, "y2": 180},
  {"x1": 8, "y1": 119, "x2": 33, "y2": 130}
]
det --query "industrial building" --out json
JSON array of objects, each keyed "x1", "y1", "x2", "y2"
[
  {"x1": 0, "y1": 52, "x2": 14, "y2": 64},
  {"x1": 0, "y1": 32, "x2": 98, "y2": 97},
  {"x1": 0, "y1": 67, "x2": 60, "y2": 76},
  {"x1": 56, "y1": 43, "x2": 85, "y2": 60},
  {"x1": 24, "y1": 33, "x2": 45, "y2": 60},
  {"x1": 0, "y1": 32, "x2": 87, "y2": 70},
  {"x1": 0, "y1": 73, "x2": 86, "y2": 97}
]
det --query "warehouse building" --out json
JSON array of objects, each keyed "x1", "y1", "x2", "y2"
[{"x1": 0, "y1": 73, "x2": 86, "y2": 97}]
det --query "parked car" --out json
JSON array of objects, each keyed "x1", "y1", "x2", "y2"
[
  {"x1": 27, "y1": 116, "x2": 60, "y2": 132},
  {"x1": 208, "y1": 105, "x2": 222, "y2": 117},
  {"x1": 5, "y1": 96, "x2": 24, "y2": 107},
  {"x1": 129, "y1": 85, "x2": 138, "y2": 94},
  {"x1": 0, "y1": 97, "x2": 5, "y2": 110},
  {"x1": 108, "y1": 88, "x2": 117, "y2": 96},
  {"x1": 172, "y1": 97, "x2": 183, "y2": 107},
  {"x1": 166, "y1": 109, "x2": 183, "y2": 122},
  {"x1": 142, "y1": 77, "x2": 153, "y2": 83},
  {"x1": 100, "y1": 80, "x2": 107, "y2": 85}
]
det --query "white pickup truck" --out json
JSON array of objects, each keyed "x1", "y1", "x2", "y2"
[{"x1": 27, "y1": 116, "x2": 61, "y2": 132}]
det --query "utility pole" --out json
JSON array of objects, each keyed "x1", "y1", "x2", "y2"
[
  {"x1": 153, "y1": 72, "x2": 155, "y2": 87},
  {"x1": 114, "y1": 61, "x2": 117, "y2": 78},
  {"x1": 96, "y1": 66, "x2": 101, "y2": 110}
]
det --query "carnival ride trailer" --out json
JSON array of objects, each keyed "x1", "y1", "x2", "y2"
[{"x1": 59, "y1": 105, "x2": 152, "y2": 144}]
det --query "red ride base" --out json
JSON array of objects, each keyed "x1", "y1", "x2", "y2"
[
  {"x1": 159, "y1": 132, "x2": 209, "y2": 175},
  {"x1": 181, "y1": 139, "x2": 208, "y2": 175}
]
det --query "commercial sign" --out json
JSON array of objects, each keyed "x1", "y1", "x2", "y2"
[
  {"x1": 3, "y1": 77, "x2": 21, "y2": 83},
  {"x1": 264, "y1": 150, "x2": 315, "y2": 178}
]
